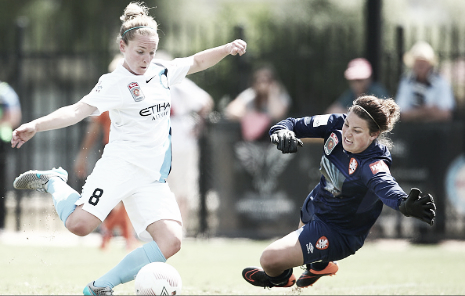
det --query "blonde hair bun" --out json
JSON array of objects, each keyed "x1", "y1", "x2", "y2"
[{"x1": 120, "y1": 2, "x2": 149, "y2": 22}]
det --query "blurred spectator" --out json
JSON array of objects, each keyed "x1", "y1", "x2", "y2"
[
  {"x1": 395, "y1": 41, "x2": 455, "y2": 122},
  {"x1": 74, "y1": 54, "x2": 137, "y2": 251},
  {"x1": 224, "y1": 65, "x2": 291, "y2": 141},
  {"x1": 0, "y1": 80, "x2": 21, "y2": 231},
  {"x1": 156, "y1": 50, "x2": 214, "y2": 236},
  {"x1": 74, "y1": 53, "x2": 123, "y2": 179},
  {"x1": 74, "y1": 110, "x2": 111, "y2": 180},
  {"x1": 99, "y1": 201, "x2": 137, "y2": 250},
  {"x1": 326, "y1": 58, "x2": 389, "y2": 114}
]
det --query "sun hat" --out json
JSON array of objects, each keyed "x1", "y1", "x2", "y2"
[
  {"x1": 403, "y1": 41, "x2": 437, "y2": 68},
  {"x1": 344, "y1": 58, "x2": 372, "y2": 80}
]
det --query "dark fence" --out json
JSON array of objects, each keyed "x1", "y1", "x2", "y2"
[
  {"x1": 2, "y1": 20, "x2": 465, "y2": 240},
  {"x1": 198, "y1": 120, "x2": 465, "y2": 242}
]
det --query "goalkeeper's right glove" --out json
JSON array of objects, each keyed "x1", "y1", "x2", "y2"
[
  {"x1": 270, "y1": 129, "x2": 303, "y2": 154},
  {"x1": 399, "y1": 188, "x2": 436, "y2": 226}
]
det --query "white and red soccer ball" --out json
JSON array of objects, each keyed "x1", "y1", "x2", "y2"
[{"x1": 135, "y1": 262, "x2": 182, "y2": 295}]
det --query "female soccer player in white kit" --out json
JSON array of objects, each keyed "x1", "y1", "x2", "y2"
[{"x1": 11, "y1": 2, "x2": 246, "y2": 295}]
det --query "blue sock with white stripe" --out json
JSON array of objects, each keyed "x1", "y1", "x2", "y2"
[
  {"x1": 94, "y1": 241, "x2": 166, "y2": 289},
  {"x1": 46, "y1": 178, "x2": 80, "y2": 226}
]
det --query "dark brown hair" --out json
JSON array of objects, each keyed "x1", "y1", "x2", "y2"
[{"x1": 349, "y1": 95, "x2": 400, "y2": 148}]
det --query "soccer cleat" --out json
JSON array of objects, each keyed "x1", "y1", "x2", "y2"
[
  {"x1": 242, "y1": 267, "x2": 296, "y2": 288},
  {"x1": 13, "y1": 167, "x2": 68, "y2": 193},
  {"x1": 83, "y1": 282, "x2": 114, "y2": 296},
  {"x1": 296, "y1": 261, "x2": 338, "y2": 288}
]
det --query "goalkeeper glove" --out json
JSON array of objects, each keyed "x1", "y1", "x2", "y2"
[
  {"x1": 270, "y1": 129, "x2": 303, "y2": 154},
  {"x1": 399, "y1": 188, "x2": 436, "y2": 226}
]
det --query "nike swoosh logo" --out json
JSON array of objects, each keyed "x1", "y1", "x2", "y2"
[
  {"x1": 146, "y1": 76, "x2": 156, "y2": 83},
  {"x1": 245, "y1": 269, "x2": 258, "y2": 282}
]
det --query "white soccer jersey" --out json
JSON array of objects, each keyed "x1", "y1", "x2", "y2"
[{"x1": 81, "y1": 57, "x2": 193, "y2": 182}]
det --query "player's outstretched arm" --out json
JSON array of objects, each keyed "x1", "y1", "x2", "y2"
[
  {"x1": 187, "y1": 39, "x2": 247, "y2": 75},
  {"x1": 399, "y1": 188, "x2": 436, "y2": 226},
  {"x1": 11, "y1": 101, "x2": 97, "y2": 148},
  {"x1": 270, "y1": 129, "x2": 304, "y2": 154}
]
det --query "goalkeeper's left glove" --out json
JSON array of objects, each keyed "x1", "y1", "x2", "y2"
[{"x1": 399, "y1": 188, "x2": 436, "y2": 226}]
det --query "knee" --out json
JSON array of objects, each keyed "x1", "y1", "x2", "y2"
[
  {"x1": 260, "y1": 248, "x2": 281, "y2": 271},
  {"x1": 173, "y1": 237, "x2": 182, "y2": 254},
  {"x1": 147, "y1": 220, "x2": 183, "y2": 259},
  {"x1": 162, "y1": 236, "x2": 182, "y2": 259},
  {"x1": 66, "y1": 218, "x2": 94, "y2": 236}
]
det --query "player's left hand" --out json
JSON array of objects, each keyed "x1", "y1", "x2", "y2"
[
  {"x1": 226, "y1": 39, "x2": 247, "y2": 56},
  {"x1": 399, "y1": 188, "x2": 436, "y2": 226},
  {"x1": 270, "y1": 129, "x2": 303, "y2": 154}
]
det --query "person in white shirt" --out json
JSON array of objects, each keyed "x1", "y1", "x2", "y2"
[
  {"x1": 395, "y1": 41, "x2": 455, "y2": 122},
  {"x1": 10, "y1": 2, "x2": 246, "y2": 295}
]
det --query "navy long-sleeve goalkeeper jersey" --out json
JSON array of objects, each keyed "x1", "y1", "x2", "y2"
[{"x1": 270, "y1": 113, "x2": 408, "y2": 236}]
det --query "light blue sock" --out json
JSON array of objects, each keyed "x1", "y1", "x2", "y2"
[
  {"x1": 46, "y1": 178, "x2": 80, "y2": 226},
  {"x1": 94, "y1": 241, "x2": 166, "y2": 289}
]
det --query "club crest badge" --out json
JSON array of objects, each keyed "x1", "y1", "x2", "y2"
[
  {"x1": 315, "y1": 236, "x2": 329, "y2": 250},
  {"x1": 128, "y1": 82, "x2": 145, "y2": 102},
  {"x1": 324, "y1": 132, "x2": 339, "y2": 155},
  {"x1": 349, "y1": 158, "x2": 358, "y2": 175}
]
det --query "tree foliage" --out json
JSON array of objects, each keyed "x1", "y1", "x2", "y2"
[{"x1": 3, "y1": 0, "x2": 463, "y2": 115}]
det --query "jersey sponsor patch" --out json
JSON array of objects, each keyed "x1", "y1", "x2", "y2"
[
  {"x1": 315, "y1": 236, "x2": 329, "y2": 250},
  {"x1": 369, "y1": 160, "x2": 390, "y2": 175},
  {"x1": 127, "y1": 82, "x2": 145, "y2": 102},
  {"x1": 349, "y1": 157, "x2": 358, "y2": 175},
  {"x1": 313, "y1": 114, "x2": 331, "y2": 127},
  {"x1": 324, "y1": 132, "x2": 339, "y2": 155}
]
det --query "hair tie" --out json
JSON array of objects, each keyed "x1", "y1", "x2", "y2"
[
  {"x1": 122, "y1": 26, "x2": 154, "y2": 38},
  {"x1": 355, "y1": 105, "x2": 381, "y2": 130}
]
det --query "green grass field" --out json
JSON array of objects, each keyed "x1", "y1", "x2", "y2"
[{"x1": 1, "y1": 232, "x2": 464, "y2": 295}]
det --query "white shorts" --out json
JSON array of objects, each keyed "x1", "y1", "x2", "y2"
[{"x1": 75, "y1": 156, "x2": 182, "y2": 242}]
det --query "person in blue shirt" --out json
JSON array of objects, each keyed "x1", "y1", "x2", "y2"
[
  {"x1": 242, "y1": 95, "x2": 436, "y2": 289},
  {"x1": 0, "y1": 81, "x2": 22, "y2": 231}
]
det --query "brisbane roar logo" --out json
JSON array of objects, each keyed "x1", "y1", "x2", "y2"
[
  {"x1": 315, "y1": 236, "x2": 329, "y2": 250},
  {"x1": 349, "y1": 158, "x2": 358, "y2": 175}
]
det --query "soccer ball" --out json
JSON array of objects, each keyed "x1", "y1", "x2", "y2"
[{"x1": 135, "y1": 262, "x2": 182, "y2": 295}]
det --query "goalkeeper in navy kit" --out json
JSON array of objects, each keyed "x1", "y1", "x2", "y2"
[{"x1": 242, "y1": 95, "x2": 436, "y2": 289}]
